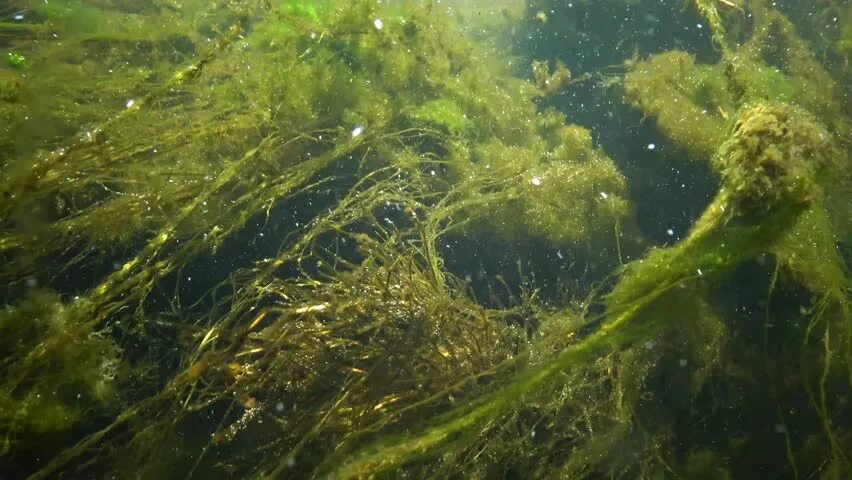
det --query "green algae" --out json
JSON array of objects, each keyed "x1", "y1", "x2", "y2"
[
  {"x1": 318, "y1": 102, "x2": 843, "y2": 478},
  {"x1": 625, "y1": 50, "x2": 733, "y2": 160},
  {"x1": 0, "y1": 291, "x2": 121, "y2": 457},
  {"x1": 0, "y1": 1, "x2": 849, "y2": 479},
  {"x1": 409, "y1": 98, "x2": 472, "y2": 136},
  {"x1": 626, "y1": 0, "x2": 847, "y2": 163}
]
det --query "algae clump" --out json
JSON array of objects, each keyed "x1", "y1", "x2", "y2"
[{"x1": 0, "y1": 291, "x2": 120, "y2": 456}]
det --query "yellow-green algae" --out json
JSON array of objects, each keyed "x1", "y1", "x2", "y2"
[
  {"x1": 0, "y1": 1, "x2": 849, "y2": 479},
  {"x1": 322, "y1": 102, "x2": 841, "y2": 478},
  {"x1": 626, "y1": 0, "x2": 848, "y2": 162}
]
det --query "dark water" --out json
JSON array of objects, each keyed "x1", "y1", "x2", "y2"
[{"x1": 0, "y1": 0, "x2": 849, "y2": 479}]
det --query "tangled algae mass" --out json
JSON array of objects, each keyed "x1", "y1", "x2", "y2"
[{"x1": 0, "y1": 0, "x2": 849, "y2": 478}]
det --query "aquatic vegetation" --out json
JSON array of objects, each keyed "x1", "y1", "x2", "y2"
[
  {"x1": 839, "y1": 22, "x2": 852, "y2": 61},
  {"x1": 409, "y1": 97, "x2": 471, "y2": 136},
  {"x1": 0, "y1": 0, "x2": 849, "y2": 479},
  {"x1": 624, "y1": 50, "x2": 733, "y2": 160},
  {"x1": 323, "y1": 100, "x2": 847, "y2": 478},
  {"x1": 283, "y1": 0, "x2": 323, "y2": 25},
  {"x1": 730, "y1": 3, "x2": 844, "y2": 127},
  {"x1": 0, "y1": 291, "x2": 120, "y2": 457},
  {"x1": 626, "y1": 0, "x2": 847, "y2": 161},
  {"x1": 531, "y1": 59, "x2": 572, "y2": 96},
  {"x1": 4, "y1": 52, "x2": 25, "y2": 68},
  {"x1": 467, "y1": 124, "x2": 630, "y2": 253}
]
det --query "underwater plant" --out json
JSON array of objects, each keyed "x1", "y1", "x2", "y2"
[{"x1": 0, "y1": 0, "x2": 848, "y2": 479}]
